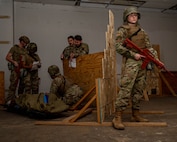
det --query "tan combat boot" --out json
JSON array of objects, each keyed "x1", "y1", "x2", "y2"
[
  {"x1": 131, "y1": 109, "x2": 149, "y2": 122},
  {"x1": 112, "y1": 111, "x2": 125, "y2": 130}
]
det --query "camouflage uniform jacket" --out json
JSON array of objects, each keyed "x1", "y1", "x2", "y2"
[
  {"x1": 9, "y1": 44, "x2": 28, "y2": 65},
  {"x1": 6, "y1": 45, "x2": 29, "y2": 101},
  {"x1": 49, "y1": 75, "x2": 83, "y2": 106},
  {"x1": 73, "y1": 43, "x2": 89, "y2": 57},
  {"x1": 29, "y1": 53, "x2": 41, "y2": 63},
  {"x1": 49, "y1": 74, "x2": 66, "y2": 99},
  {"x1": 62, "y1": 45, "x2": 75, "y2": 59},
  {"x1": 25, "y1": 53, "x2": 41, "y2": 71},
  {"x1": 115, "y1": 25, "x2": 158, "y2": 62}
]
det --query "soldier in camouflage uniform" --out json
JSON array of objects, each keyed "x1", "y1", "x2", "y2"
[
  {"x1": 48, "y1": 65, "x2": 83, "y2": 106},
  {"x1": 8, "y1": 65, "x2": 82, "y2": 115},
  {"x1": 60, "y1": 36, "x2": 75, "y2": 60},
  {"x1": 5, "y1": 35, "x2": 31, "y2": 106},
  {"x1": 24, "y1": 43, "x2": 41, "y2": 94},
  {"x1": 70, "y1": 35, "x2": 89, "y2": 59},
  {"x1": 112, "y1": 7, "x2": 163, "y2": 130},
  {"x1": 15, "y1": 92, "x2": 69, "y2": 114}
]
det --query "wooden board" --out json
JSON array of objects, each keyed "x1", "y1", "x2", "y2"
[
  {"x1": 96, "y1": 78, "x2": 105, "y2": 123},
  {"x1": 0, "y1": 16, "x2": 10, "y2": 19},
  {"x1": 35, "y1": 121, "x2": 167, "y2": 127},
  {"x1": 0, "y1": 41, "x2": 10, "y2": 44},
  {"x1": 0, "y1": 71, "x2": 5, "y2": 104}
]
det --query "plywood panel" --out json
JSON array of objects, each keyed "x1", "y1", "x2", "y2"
[{"x1": 63, "y1": 52, "x2": 104, "y2": 94}]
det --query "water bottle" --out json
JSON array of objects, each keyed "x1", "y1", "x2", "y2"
[{"x1": 43, "y1": 93, "x2": 48, "y2": 104}]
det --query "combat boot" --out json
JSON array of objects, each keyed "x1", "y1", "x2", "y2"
[
  {"x1": 112, "y1": 111, "x2": 125, "y2": 130},
  {"x1": 131, "y1": 109, "x2": 149, "y2": 122}
]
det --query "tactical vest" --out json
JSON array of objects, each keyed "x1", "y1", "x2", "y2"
[{"x1": 122, "y1": 25, "x2": 146, "y2": 49}]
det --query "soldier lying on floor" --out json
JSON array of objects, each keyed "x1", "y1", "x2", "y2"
[{"x1": 6, "y1": 65, "x2": 83, "y2": 118}]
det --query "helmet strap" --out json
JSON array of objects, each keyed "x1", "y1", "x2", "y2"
[{"x1": 127, "y1": 21, "x2": 137, "y2": 25}]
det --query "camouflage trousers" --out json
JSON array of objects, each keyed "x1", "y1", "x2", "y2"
[
  {"x1": 6, "y1": 70, "x2": 23, "y2": 102},
  {"x1": 63, "y1": 84, "x2": 83, "y2": 106},
  {"x1": 24, "y1": 70, "x2": 40, "y2": 94},
  {"x1": 15, "y1": 93, "x2": 69, "y2": 113},
  {"x1": 115, "y1": 60, "x2": 146, "y2": 111}
]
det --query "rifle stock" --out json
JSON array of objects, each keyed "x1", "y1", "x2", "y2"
[{"x1": 124, "y1": 38, "x2": 174, "y2": 76}]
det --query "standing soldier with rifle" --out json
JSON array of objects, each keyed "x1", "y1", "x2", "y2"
[
  {"x1": 112, "y1": 6, "x2": 164, "y2": 130},
  {"x1": 5, "y1": 35, "x2": 31, "y2": 106}
]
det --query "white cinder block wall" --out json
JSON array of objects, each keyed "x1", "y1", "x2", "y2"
[{"x1": 1, "y1": 0, "x2": 177, "y2": 93}]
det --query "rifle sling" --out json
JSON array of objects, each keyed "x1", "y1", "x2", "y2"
[{"x1": 129, "y1": 28, "x2": 141, "y2": 40}]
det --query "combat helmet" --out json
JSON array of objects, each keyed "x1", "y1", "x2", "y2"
[
  {"x1": 19, "y1": 36, "x2": 30, "y2": 44},
  {"x1": 27, "y1": 42, "x2": 37, "y2": 53},
  {"x1": 48, "y1": 65, "x2": 60, "y2": 78},
  {"x1": 123, "y1": 6, "x2": 140, "y2": 22}
]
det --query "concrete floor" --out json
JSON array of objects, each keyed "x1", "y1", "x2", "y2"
[{"x1": 0, "y1": 96, "x2": 177, "y2": 142}]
